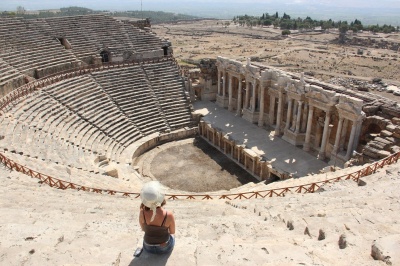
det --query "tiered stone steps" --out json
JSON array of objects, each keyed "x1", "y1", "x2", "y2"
[
  {"x1": 1, "y1": 162, "x2": 399, "y2": 265},
  {"x1": 41, "y1": 15, "x2": 163, "y2": 61},
  {"x1": 92, "y1": 66, "x2": 168, "y2": 136},
  {"x1": 0, "y1": 17, "x2": 79, "y2": 78},
  {"x1": 0, "y1": 58, "x2": 25, "y2": 94},
  {"x1": 143, "y1": 61, "x2": 192, "y2": 130},
  {"x1": 121, "y1": 21, "x2": 163, "y2": 53},
  {"x1": 0, "y1": 61, "x2": 193, "y2": 184}
]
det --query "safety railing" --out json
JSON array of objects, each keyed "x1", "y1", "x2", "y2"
[{"x1": 1, "y1": 151, "x2": 398, "y2": 200}]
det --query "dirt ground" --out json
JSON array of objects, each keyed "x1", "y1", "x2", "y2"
[
  {"x1": 149, "y1": 137, "x2": 258, "y2": 192},
  {"x1": 153, "y1": 20, "x2": 400, "y2": 90}
]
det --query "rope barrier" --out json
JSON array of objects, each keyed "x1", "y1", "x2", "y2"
[{"x1": 0, "y1": 151, "x2": 399, "y2": 200}]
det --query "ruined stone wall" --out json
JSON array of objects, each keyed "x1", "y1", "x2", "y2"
[
  {"x1": 196, "y1": 56, "x2": 400, "y2": 165},
  {"x1": 347, "y1": 37, "x2": 400, "y2": 52}
]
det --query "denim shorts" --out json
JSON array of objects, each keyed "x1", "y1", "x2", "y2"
[{"x1": 143, "y1": 235, "x2": 175, "y2": 254}]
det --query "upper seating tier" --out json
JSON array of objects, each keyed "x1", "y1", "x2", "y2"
[{"x1": 0, "y1": 61, "x2": 192, "y2": 171}]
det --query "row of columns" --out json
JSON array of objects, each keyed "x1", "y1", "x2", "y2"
[
  {"x1": 303, "y1": 107, "x2": 331, "y2": 160},
  {"x1": 285, "y1": 99, "x2": 303, "y2": 134},
  {"x1": 218, "y1": 70, "x2": 260, "y2": 114},
  {"x1": 217, "y1": 67, "x2": 362, "y2": 161},
  {"x1": 332, "y1": 116, "x2": 361, "y2": 160}
]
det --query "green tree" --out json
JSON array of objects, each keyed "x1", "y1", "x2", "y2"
[
  {"x1": 16, "y1": 6, "x2": 25, "y2": 14},
  {"x1": 338, "y1": 21, "x2": 349, "y2": 44}
]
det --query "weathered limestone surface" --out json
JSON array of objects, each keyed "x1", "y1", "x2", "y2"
[{"x1": 2, "y1": 161, "x2": 400, "y2": 265}]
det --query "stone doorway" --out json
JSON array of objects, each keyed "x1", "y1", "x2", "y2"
[{"x1": 100, "y1": 51, "x2": 110, "y2": 63}]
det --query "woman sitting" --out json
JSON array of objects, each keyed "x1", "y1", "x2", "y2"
[{"x1": 139, "y1": 181, "x2": 175, "y2": 254}]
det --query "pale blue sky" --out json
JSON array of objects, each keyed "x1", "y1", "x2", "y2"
[
  {"x1": 1, "y1": 0, "x2": 399, "y2": 10},
  {"x1": 1, "y1": 0, "x2": 400, "y2": 25}
]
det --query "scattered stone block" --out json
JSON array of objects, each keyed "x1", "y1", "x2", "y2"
[
  {"x1": 105, "y1": 168, "x2": 118, "y2": 178},
  {"x1": 318, "y1": 229, "x2": 326, "y2": 241},
  {"x1": 339, "y1": 234, "x2": 347, "y2": 249},
  {"x1": 390, "y1": 146, "x2": 400, "y2": 153},
  {"x1": 371, "y1": 241, "x2": 392, "y2": 265},
  {"x1": 287, "y1": 220, "x2": 294, "y2": 230},
  {"x1": 94, "y1": 155, "x2": 108, "y2": 164},
  {"x1": 380, "y1": 130, "x2": 393, "y2": 137},
  {"x1": 386, "y1": 124, "x2": 397, "y2": 132},
  {"x1": 377, "y1": 150, "x2": 391, "y2": 159},
  {"x1": 363, "y1": 146, "x2": 380, "y2": 159},
  {"x1": 375, "y1": 137, "x2": 393, "y2": 145},
  {"x1": 304, "y1": 227, "x2": 311, "y2": 237},
  {"x1": 369, "y1": 141, "x2": 386, "y2": 150},
  {"x1": 392, "y1": 117, "x2": 400, "y2": 126},
  {"x1": 358, "y1": 179, "x2": 367, "y2": 186}
]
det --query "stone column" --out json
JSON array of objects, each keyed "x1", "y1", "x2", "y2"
[
  {"x1": 269, "y1": 95, "x2": 276, "y2": 125},
  {"x1": 295, "y1": 101, "x2": 303, "y2": 134},
  {"x1": 245, "y1": 80, "x2": 250, "y2": 109},
  {"x1": 217, "y1": 70, "x2": 221, "y2": 95},
  {"x1": 291, "y1": 101, "x2": 297, "y2": 131},
  {"x1": 222, "y1": 71, "x2": 226, "y2": 97},
  {"x1": 345, "y1": 120, "x2": 358, "y2": 160},
  {"x1": 339, "y1": 119, "x2": 349, "y2": 151},
  {"x1": 258, "y1": 85, "x2": 265, "y2": 126},
  {"x1": 332, "y1": 117, "x2": 344, "y2": 154},
  {"x1": 303, "y1": 105, "x2": 314, "y2": 151},
  {"x1": 353, "y1": 118, "x2": 363, "y2": 152},
  {"x1": 301, "y1": 103, "x2": 308, "y2": 133},
  {"x1": 275, "y1": 90, "x2": 283, "y2": 136},
  {"x1": 251, "y1": 79, "x2": 257, "y2": 112},
  {"x1": 318, "y1": 111, "x2": 331, "y2": 160},
  {"x1": 285, "y1": 98, "x2": 293, "y2": 130},
  {"x1": 228, "y1": 74, "x2": 233, "y2": 111},
  {"x1": 237, "y1": 77, "x2": 243, "y2": 116}
]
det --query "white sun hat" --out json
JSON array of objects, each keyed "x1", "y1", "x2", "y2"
[{"x1": 140, "y1": 181, "x2": 165, "y2": 222}]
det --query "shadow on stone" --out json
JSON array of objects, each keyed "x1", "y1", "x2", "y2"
[{"x1": 129, "y1": 249, "x2": 172, "y2": 266}]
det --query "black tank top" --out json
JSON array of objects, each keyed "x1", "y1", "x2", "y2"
[{"x1": 143, "y1": 210, "x2": 170, "y2": 245}]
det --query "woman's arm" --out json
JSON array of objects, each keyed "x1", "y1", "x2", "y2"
[
  {"x1": 167, "y1": 212, "x2": 175, "y2": 235},
  {"x1": 139, "y1": 209, "x2": 145, "y2": 231}
]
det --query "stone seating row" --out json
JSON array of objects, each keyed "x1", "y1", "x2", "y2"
[
  {"x1": 1, "y1": 61, "x2": 192, "y2": 166},
  {"x1": 142, "y1": 62, "x2": 192, "y2": 130},
  {"x1": 0, "y1": 49, "x2": 77, "y2": 77},
  {"x1": 42, "y1": 76, "x2": 142, "y2": 148},
  {"x1": 0, "y1": 115, "x2": 102, "y2": 173},
  {"x1": 91, "y1": 66, "x2": 170, "y2": 135},
  {"x1": 0, "y1": 18, "x2": 80, "y2": 77},
  {"x1": 40, "y1": 15, "x2": 162, "y2": 58},
  {"x1": 0, "y1": 150, "x2": 137, "y2": 191},
  {"x1": 8, "y1": 85, "x2": 128, "y2": 163},
  {"x1": 0, "y1": 59, "x2": 24, "y2": 86}
]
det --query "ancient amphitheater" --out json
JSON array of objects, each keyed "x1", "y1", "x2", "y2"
[{"x1": 0, "y1": 15, "x2": 399, "y2": 265}]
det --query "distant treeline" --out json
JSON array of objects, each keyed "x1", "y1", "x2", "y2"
[
  {"x1": 0, "y1": 6, "x2": 199, "y2": 24},
  {"x1": 233, "y1": 12, "x2": 399, "y2": 33}
]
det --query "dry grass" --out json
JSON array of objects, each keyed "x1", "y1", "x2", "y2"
[{"x1": 153, "y1": 20, "x2": 400, "y2": 86}]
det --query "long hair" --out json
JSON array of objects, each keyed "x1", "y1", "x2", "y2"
[{"x1": 141, "y1": 200, "x2": 166, "y2": 211}]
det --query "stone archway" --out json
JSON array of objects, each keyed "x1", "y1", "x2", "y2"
[{"x1": 360, "y1": 117, "x2": 388, "y2": 145}]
